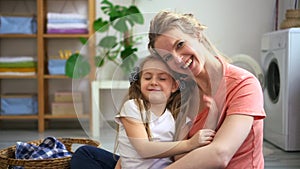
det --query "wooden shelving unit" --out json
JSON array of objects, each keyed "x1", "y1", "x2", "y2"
[{"x1": 0, "y1": 0, "x2": 95, "y2": 132}]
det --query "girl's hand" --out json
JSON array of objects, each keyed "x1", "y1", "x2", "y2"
[{"x1": 188, "y1": 129, "x2": 215, "y2": 149}]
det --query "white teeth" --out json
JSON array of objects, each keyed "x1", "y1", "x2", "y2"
[{"x1": 183, "y1": 58, "x2": 192, "y2": 69}]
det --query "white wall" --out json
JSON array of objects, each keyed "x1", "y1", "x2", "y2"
[
  {"x1": 138, "y1": 0, "x2": 275, "y2": 62},
  {"x1": 96, "y1": 0, "x2": 297, "y2": 64}
]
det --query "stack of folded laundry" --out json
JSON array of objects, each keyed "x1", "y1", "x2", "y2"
[
  {"x1": 0, "y1": 56, "x2": 37, "y2": 76},
  {"x1": 46, "y1": 12, "x2": 88, "y2": 34}
]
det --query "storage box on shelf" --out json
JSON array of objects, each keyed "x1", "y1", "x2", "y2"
[
  {"x1": 51, "y1": 91, "x2": 83, "y2": 116},
  {"x1": 52, "y1": 102, "x2": 83, "y2": 115},
  {"x1": 54, "y1": 91, "x2": 82, "y2": 102},
  {"x1": 47, "y1": 59, "x2": 67, "y2": 75},
  {"x1": 0, "y1": 94, "x2": 38, "y2": 115},
  {"x1": 0, "y1": 14, "x2": 37, "y2": 34}
]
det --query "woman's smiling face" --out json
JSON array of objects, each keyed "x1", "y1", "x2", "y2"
[{"x1": 153, "y1": 29, "x2": 206, "y2": 79}]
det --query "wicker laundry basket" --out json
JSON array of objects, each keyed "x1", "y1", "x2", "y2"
[
  {"x1": 0, "y1": 137, "x2": 100, "y2": 169},
  {"x1": 280, "y1": 9, "x2": 300, "y2": 29}
]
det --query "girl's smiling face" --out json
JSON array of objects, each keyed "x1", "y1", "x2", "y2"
[
  {"x1": 140, "y1": 59, "x2": 178, "y2": 104},
  {"x1": 153, "y1": 29, "x2": 206, "y2": 79}
]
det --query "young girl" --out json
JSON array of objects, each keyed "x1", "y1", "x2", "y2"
[{"x1": 70, "y1": 54, "x2": 215, "y2": 169}]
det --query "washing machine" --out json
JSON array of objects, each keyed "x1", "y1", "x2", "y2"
[{"x1": 261, "y1": 28, "x2": 300, "y2": 151}]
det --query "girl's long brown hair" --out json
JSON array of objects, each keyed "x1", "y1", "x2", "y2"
[{"x1": 114, "y1": 54, "x2": 186, "y2": 155}]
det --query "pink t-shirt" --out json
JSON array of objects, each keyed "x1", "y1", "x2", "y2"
[{"x1": 188, "y1": 58, "x2": 266, "y2": 169}]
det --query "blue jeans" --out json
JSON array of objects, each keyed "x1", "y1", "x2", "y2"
[{"x1": 70, "y1": 145, "x2": 119, "y2": 169}]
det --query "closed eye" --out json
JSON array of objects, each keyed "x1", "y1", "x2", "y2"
[{"x1": 164, "y1": 54, "x2": 173, "y2": 62}]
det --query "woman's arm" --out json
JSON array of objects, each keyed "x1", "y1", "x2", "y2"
[
  {"x1": 120, "y1": 117, "x2": 214, "y2": 158},
  {"x1": 165, "y1": 114, "x2": 254, "y2": 169}
]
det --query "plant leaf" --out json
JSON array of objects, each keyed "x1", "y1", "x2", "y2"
[
  {"x1": 120, "y1": 46, "x2": 138, "y2": 60},
  {"x1": 79, "y1": 37, "x2": 88, "y2": 45},
  {"x1": 94, "y1": 56, "x2": 105, "y2": 67},
  {"x1": 121, "y1": 53, "x2": 138, "y2": 74},
  {"x1": 101, "y1": 0, "x2": 113, "y2": 15},
  {"x1": 113, "y1": 17, "x2": 129, "y2": 32},
  {"x1": 107, "y1": 51, "x2": 119, "y2": 61},
  {"x1": 127, "y1": 6, "x2": 144, "y2": 24},
  {"x1": 65, "y1": 53, "x2": 91, "y2": 78},
  {"x1": 99, "y1": 36, "x2": 117, "y2": 48},
  {"x1": 94, "y1": 18, "x2": 109, "y2": 32}
]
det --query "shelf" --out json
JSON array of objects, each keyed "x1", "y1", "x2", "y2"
[
  {"x1": 0, "y1": 75, "x2": 37, "y2": 79},
  {"x1": 44, "y1": 114, "x2": 89, "y2": 119},
  {"x1": 0, "y1": 115, "x2": 38, "y2": 120},
  {"x1": 43, "y1": 34, "x2": 90, "y2": 38},
  {"x1": 44, "y1": 75, "x2": 70, "y2": 79},
  {"x1": 0, "y1": 34, "x2": 37, "y2": 38},
  {"x1": 0, "y1": 0, "x2": 96, "y2": 132},
  {"x1": 92, "y1": 80, "x2": 130, "y2": 89}
]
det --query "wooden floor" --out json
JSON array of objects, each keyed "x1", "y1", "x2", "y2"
[
  {"x1": 264, "y1": 140, "x2": 300, "y2": 169},
  {"x1": 1, "y1": 128, "x2": 300, "y2": 168}
]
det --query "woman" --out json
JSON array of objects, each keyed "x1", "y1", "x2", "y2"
[{"x1": 148, "y1": 10, "x2": 266, "y2": 168}]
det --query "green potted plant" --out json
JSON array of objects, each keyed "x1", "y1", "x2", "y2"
[
  {"x1": 66, "y1": 0, "x2": 144, "y2": 79},
  {"x1": 81, "y1": 0, "x2": 144, "y2": 76}
]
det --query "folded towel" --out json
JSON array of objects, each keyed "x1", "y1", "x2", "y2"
[
  {"x1": 47, "y1": 12, "x2": 86, "y2": 20},
  {"x1": 0, "y1": 72, "x2": 36, "y2": 76},
  {"x1": 0, "y1": 61, "x2": 37, "y2": 68},
  {"x1": 0, "y1": 56, "x2": 35, "y2": 63},
  {"x1": 47, "y1": 23, "x2": 88, "y2": 29},
  {"x1": 47, "y1": 28, "x2": 88, "y2": 34},
  {"x1": 47, "y1": 18, "x2": 87, "y2": 24},
  {"x1": 0, "y1": 67, "x2": 36, "y2": 72}
]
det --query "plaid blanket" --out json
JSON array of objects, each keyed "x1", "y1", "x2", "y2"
[{"x1": 14, "y1": 136, "x2": 72, "y2": 169}]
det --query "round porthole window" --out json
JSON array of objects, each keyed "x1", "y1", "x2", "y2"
[
  {"x1": 230, "y1": 54, "x2": 264, "y2": 88},
  {"x1": 266, "y1": 59, "x2": 280, "y2": 103}
]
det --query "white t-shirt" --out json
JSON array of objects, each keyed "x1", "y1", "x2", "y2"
[{"x1": 115, "y1": 99, "x2": 175, "y2": 169}]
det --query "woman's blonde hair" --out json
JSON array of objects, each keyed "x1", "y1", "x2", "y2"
[
  {"x1": 148, "y1": 10, "x2": 229, "y2": 61},
  {"x1": 148, "y1": 10, "x2": 220, "y2": 140}
]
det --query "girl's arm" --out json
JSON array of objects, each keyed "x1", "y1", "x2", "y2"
[
  {"x1": 172, "y1": 123, "x2": 190, "y2": 161},
  {"x1": 120, "y1": 117, "x2": 214, "y2": 158},
  {"x1": 165, "y1": 114, "x2": 254, "y2": 169}
]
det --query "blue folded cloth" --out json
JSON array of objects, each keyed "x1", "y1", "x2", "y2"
[
  {"x1": 48, "y1": 59, "x2": 67, "y2": 75},
  {"x1": 14, "y1": 136, "x2": 72, "y2": 169},
  {"x1": 0, "y1": 16, "x2": 37, "y2": 34}
]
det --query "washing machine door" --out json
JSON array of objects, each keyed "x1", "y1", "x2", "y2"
[
  {"x1": 265, "y1": 55, "x2": 280, "y2": 103},
  {"x1": 262, "y1": 50, "x2": 287, "y2": 150},
  {"x1": 230, "y1": 54, "x2": 264, "y2": 88}
]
